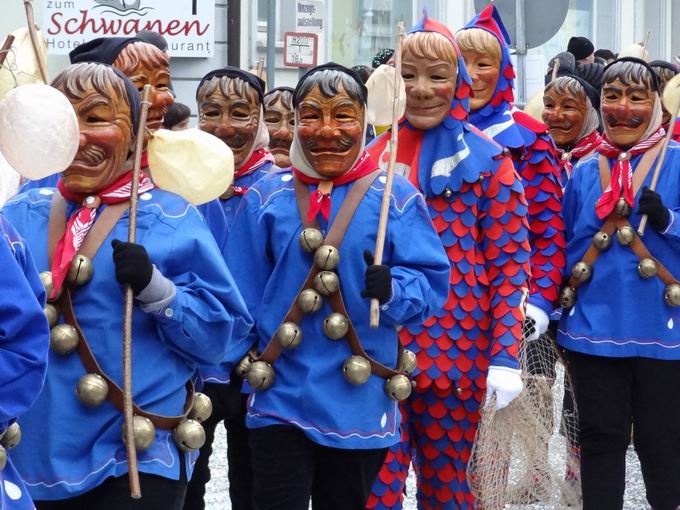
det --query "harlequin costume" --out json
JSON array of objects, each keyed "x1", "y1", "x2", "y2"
[{"x1": 366, "y1": 16, "x2": 531, "y2": 510}]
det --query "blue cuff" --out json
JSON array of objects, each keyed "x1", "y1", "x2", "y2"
[
  {"x1": 490, "y1": 351, "x2": 520, "y2": 370},
  {"x1": 528, "y1": 294, "x2": 554, "y2": 316}
]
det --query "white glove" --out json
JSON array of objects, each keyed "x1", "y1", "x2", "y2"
[
  {"x1": 486, "y1": 366, "x2": 523, "y2": 410},
  {"x1": 524, "y1": 303, "x2": 550, "y2": 341}
]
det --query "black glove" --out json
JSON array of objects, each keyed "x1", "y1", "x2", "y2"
[
  {"x1": 637, "y1": 187, "x2": 671, "y2": 232},
  {"x1": 111, "y1": 240, "x2": 153, "y2": 295},
  {"x1": 360, "y1": 250, "x2": 392, "y2": 303}
]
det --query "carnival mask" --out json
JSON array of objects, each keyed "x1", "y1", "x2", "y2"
[
  {"x1": 198, "y1": 81, "x2": 261, "y2": 170},
  {"x1": 601, "y1": 78, "x2": 655, "y2": 147},
  {"x1": 402, "y1": 55, "x2": 457, "y2": 130},
  {"x1": 542, "y1": 88, "x2": 588, "y2": 148},
  {"x1": 264, "y1": 93, "x2": 295, "y2": 168},
  {"x1": 461, "y1": 48, "x2": 500, "y2": 111},
  {"x1": 296, "y1": 83, "x2": 364, "y2": 178}
]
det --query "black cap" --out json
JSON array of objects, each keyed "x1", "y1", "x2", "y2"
[
  {"x1": 568, "y1": 36, "x2": 595, "y2": 61},
  {"x1": 136, "y1": 30, "x2": 168, "y2": 52},
  {"x1": 196, "y1": 67, "x2": 266, "y2": 105},
  {"x1": 576, "y1": 62, "x2": 605, "y2": 92},
  {"x1": 604, "y1": 57, "x2": 660, "y2": 92},
  {"x1": 69, "y1": 37, "x2": 141, "y2": 65},
  {"x1": 294, "y1": 62, "x2": 368, "y2": 108},
  {"x1": 649, "y1": 60, "x2": 678, "y2": 73},
  {"x1": 372, "y1": 48, "x2": 394, "y2": 69},
  {"x1": 264, "y1": 86, "x2": 294, "y2": 98}
]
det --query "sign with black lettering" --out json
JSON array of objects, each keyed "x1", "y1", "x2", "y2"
[{"x1": 283, "y1": 32, "x2": 318, "y2": 68}]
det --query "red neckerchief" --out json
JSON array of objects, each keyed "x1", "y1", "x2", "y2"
[
  {"x1": 595, "y1": 127, "x2": 665, "y2": 219},
  {"x1": 293, "y1": 151, "x2": 377, "y2": 223},
  {"x1": 558, "y1": 131, "x2": 603, "y2": 180},
  {"x1": 51, "y1": 169, "x2": 155, "y2": 298},
  {"x1": 226, "y1": 148, "x2": 275, "y2": 197}
]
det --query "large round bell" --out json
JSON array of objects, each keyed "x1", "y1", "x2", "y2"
[
  {"x1": 122, "y1": 416, "x2": 156, "y2": 451},
  {"x1": 76, "y1": 373, "x2": 109, "y2": 407},
  {"x1": 299, "y1": 228, "x2": 324, "y2": 253},
  {"x1": 664, "y1": 284, "x2": 680, "y2": 307},
  {"x1": 0, "y1": 445, "x2": 6, "y2": 471},
  {"x1": 275, "y1": 322, "x2": 303, "y2": 349},
  {"x1": 638, "y1": 258, "x2": 658, "y2": 279},
  {"x1": 342, "y1": 355, "x2": 372, "y2": 385},
  {"x1": 398, "y1": 349, "x2": 417, "y2": 375},
  {"x1": 246, "y1": 361, "x2": 275, "y2": 391},
  {"x1": 560, "y1": 286, "x2": 577, "y2": 309},
  {"x1": 45, "y1": 303, "x2": 59, "y2": 327},
  {"x1": 67, "y1": 254, "x2": 94, "y2": 287},
  {"x1": 571, "y1": 261, "x2": 592, "y2": 283},
  {"x1": 385, "y1": 374, "x2": 413, "y2": 401},
  {"x1": 313, "y1": 271, "x2": 340, "y2": 295},
  {"x1": 235, "y1": 352, "x2": 255, "y2": 378},
  {"x1": 189, "y1": 392, "x2": 213, "y2": 423},
  {"x1": 50, "y1": 324, "x2": 79, "y2": 355},
  {"x1": 322, "y1": 313, "x2": 349, "y2": 340},
  {"x1": 40, "y1": 271, "x2": 61, "y2": 301},
  {"x1": 592, "y1": 231, "x2": 612, "y2": 251},
  {"x1": 616, "y1": 226, "x2": 636, "y2": 246},
  {"x1": 173, "y1": 419, "x2": 206, "y2": 452},
  {"x1": 314, "y1": 245, "x2": 340, "y2": 271},
  {"x1": 615, "y1": 197, "x2": 631, "y2": 218},
  {"x1": 0, "y1": 423, "x2": 21, "y2": 450},
  {"x1": 298, "y1": 288, "x2": 323, "y2": 314}
]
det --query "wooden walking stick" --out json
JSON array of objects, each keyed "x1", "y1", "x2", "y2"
[
  {"x1": 551, "y1": 59, "x2": 560, "y2": 82},
  {"x1": 122, "y1": 84, "x2": 152, "y2": 499},
  {"x1": 370, "y1": 22, "x2": 405, "y2": 328},
  {"x1": 22, "y1": 0, "x2": 48, "y2": 83}
]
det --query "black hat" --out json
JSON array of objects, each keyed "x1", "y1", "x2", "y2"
[
  {"x1": 604, "y1": 57, "x2": 660, "y2": 92},
  {"x1": 136, "y1": 30, "x2": 168, "y2": 52},
  {"x1": 576, "y1": 62, "x2": 605, "y2": 92},
  {"x1": 197, "y1": 67, "x2": 266, "y2": 105},
  {"x1": 294, "y1": 62, "x2": 368, "y2": 108},
  {"x1": 372, "y1": 48, "x2": 394, "y2": 69},
  {"x1": 649, "y1": 60, "x2": 678, "y2": 73},
  {"x1": 70, "y1": 37, "x2": 141, "y2": 65},
  {"x1": 264, "y1": 86, "x2": 294, "y2": 98},
  {"x1": 567, "y1": 36, "x2": 595, "y2": 61}
]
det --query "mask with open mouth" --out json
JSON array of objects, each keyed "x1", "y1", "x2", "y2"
[
  {"x1": 601, "y1": 77, "x2": 656, "y2": 147},
  {"x1": 542, "y1": 85, "x2": 588, "y2": 148},
  {"x1": 264, "y1": 88, "x2": 295, "y2": 168}
]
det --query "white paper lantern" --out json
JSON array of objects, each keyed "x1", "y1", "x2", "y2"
[
  {"x1": 366, "y1": 64, "x2": 407, "y2": 127},
  {"x1": 0, "y1": 84, "x2": 79, "y2": 180},
  {"x1": 0, "y1": 152, "x2": 21, "y2": 210},
  {"x1": 0, "y1": 27, "x2": 49, "y2": 101},
  {"x1": 148, "y1": 128, "x2": 234, "y2": 206}
]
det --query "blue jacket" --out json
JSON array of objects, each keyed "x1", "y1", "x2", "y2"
[
  {"x1": 558, "y1": 144, "x2": 680, "y2": 359},
  {"x1": 0, "y1": 215, "x2": 49, "y2": 510},
  {"x1": 224, "y1": 170, "x2": 450, "y2": 449},
  {"x1": 3, "y1": 187, "x2": 252, "y2": 500}
]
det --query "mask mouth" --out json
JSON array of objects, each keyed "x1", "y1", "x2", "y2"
[
  {"x1": 306, "y1": 136, "x2": 354, "y2": 156},
  {"x1": 222, "y1": 134, "x2": 248, "y2": 150},
  {"x1": 269, "y1": 137, "x2": 292, "y2": 149},
  {"x1": 72, "y1": 145, "x2": 106, "y2": 167},
  {"x1": 605, "y1": 115, "x2": 644, "y2": 129}
]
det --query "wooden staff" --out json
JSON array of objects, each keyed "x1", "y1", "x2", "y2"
[
  {"x1": 123, "y1": 84, "x2": 152, "y2": 499},
  {"x1": 22, "y1": 0, "x2": 48, "y2": 83},
  {"x1": 0, "y1": 35, "x2": 16, "y2": 68},
  {"x1": 641, "y1": 31, "x2": 651, "y2": 55},
  {"x1": 551, "y1": 59, "x2": 560, "y2": 82},
  {"x1": 256, "y1": 57, "x2": 265, "y2": 80},
  {"x1": 370, "y1": 22, "x2": 405, "y2": 328}
]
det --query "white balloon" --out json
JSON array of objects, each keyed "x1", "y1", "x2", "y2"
[
  {"x1": 0, "y1": 84, "x2": 79, "y2": 180},
  {"x1": 0, "y1": 151, "x2": 21, "y2": 210},
  {"x1": 366, "y1": 64, "x2": 407, "y2": 126}
]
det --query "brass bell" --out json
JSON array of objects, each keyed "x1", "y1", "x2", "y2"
[
  {"x1": 313, "y1": 271, "x2": 340, "y2": 295},
  {"x1": 0, "y1": 423, "x2": 21, "y2": 450},
  {"x1": 664, "y1": 284, "x2": 680, "y2": 307},
  {"x1": 45, "y1": 303, "x2": 59, "y2": 327},
  {"x1": 67, "y1": 254, "x2": 94, "y2": 287},
  {"x1": 342, "y1": 356, "x2": 372, "y2": 385},
  {"x1": 616, "y1": 226, "x2": 636, "y2": 246},
  {"x1": 443, "y1": 188, "x2": 453, "y2": 199},
  {"x1": 323, "y1": 313, "x2": 349, "y2": 340},
  {"x1": 398, "y1": 349, "x2": 417, "y2": 375},
  {"x1": 299, "y1": 228, "x2": 324, "y2": 253},
  {"x1": 50, "y1": 324, "x2": 79, "y2": 355},
  {"x1": 246, "y1": 361, "x2": 275, "y2": 391},
  {"x1": 235, "y1": 352, "x2": 255, "y2": 378},
  {"x1": 638, "y1": 258, "x2": 658, "y2": 279},
  {"x1": 560, "y1": 286, "x2": 577, "y2": 309},
  {"x1": 385, "y1": 374, "x2": 413, "y2": 401},
  {"x1": 40, "y1": 271, "x2": 61, "y2": 301},
  {"x1": 592, "y1": 231, "x2": 612, "y2": 250},
  {"x1": 571, "y1": 261, "x2": 592, "y2": 283},
  {"x1": 298, "y1": 289, "x2": 323, "y2": 314},
  {"x1": 173, "y1": 419, "x2": 206, "y2": 452},
  {"x1": 76, "y1": 373, "x2": 109, "y2": 407},
  {"x1": 122, "y1": 415, "x2": 156, "y2": 451},
  {"x1": 615, "y1": 197, "x2": 631, "y2": 218},
  {"x1": 314, "y1": 245, "x2": 340, "y2": 271},
  {"x1": 275, "y1": 322, "x2": 303, "y2": 349},
  {"x1": 0, "y1": 445, "x2": 6, "y2": 471},
  {"x1": 189, "y1": 392, "x2": 213, "y2": 423}
]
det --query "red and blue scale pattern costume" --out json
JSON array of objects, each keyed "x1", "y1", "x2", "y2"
[{"x1": 366, "y1": 15, "x2": 532, "y2": 510}]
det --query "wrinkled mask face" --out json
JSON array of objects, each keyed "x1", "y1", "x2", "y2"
[
  {"x1": 61, "y1": 83, "x2": 133, "y2": 194},
  {"x1": 460, "y1": 48, "x2": 500, "y2": 111},
  {"x1": 198, "y1": 80, "x2": 261, "y2": 169},
  {"x1": 601, "y1": 78, "x2": 655, "y2": 147},
  {"x1": 264, "y1": 95, "x2": 295, "y2": 167},
  {"x1": 402, "y1": 54, "x2": 457, "y2": 129},
  {"x1": 120, "y1": 54, "x2": 173, "y2": 133},
  {"x1": 296, "y1": 83, "x2": 364, "y2": 178},
  {"x1": 542, "y1": 88, "x2": 588, "y2": 147}
]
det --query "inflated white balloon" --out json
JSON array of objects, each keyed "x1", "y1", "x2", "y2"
[
  {"x1": 148, "y1": 128, "x2": 234, "y2": 206},
  {"x1": 0, "y1": 152, "x2": 21, "y2": 210},
  {"x1": 618, "y1": 43, "x2": 651, "y2": 63},
  {"x1": 0, "y1": 84, "x2": 79, "y2": 179},
  {"x1": 366, "y1": 64, "x2": 407, "y2": 126}
]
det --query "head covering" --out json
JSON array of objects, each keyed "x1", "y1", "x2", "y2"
[
  {"x1": 604, "y1": 57, "x2": 660, "y2": 92},
  {"x1": 568, "y1": 36, "x2": 595, "y2": 61},
  {"x1": 576, "y1": 62, "x2": 605, "y2": 93},
  {"x1": 545, "y1": 52, "x2": 577, "y2": 85},
  {"x1": 372, "y1": 48, "x2": 394, "y2": 69},
  {"x1": 136, "y1": 30, "x2": 168, "y2": 52},
  {"x1": 69, "y1": 37, "x2": 141, "y2": 65},
  {"x1": 293, "y1": 62, "x2": 368, "y2": 108},
  {"x1": 264, "y1": 86, "x2": 294, "y2": 98},
  {"x1": 106, "y1": 65, "x2": 141, "y2": 135},
  {"x1": 197, "y1": 67, "x2": 266, "y2": 106},
  {"x1": 650, "y1": 60, "x2": 678, "y2": 73}
]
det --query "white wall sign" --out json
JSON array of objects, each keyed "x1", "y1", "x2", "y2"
[
  {"x1": 42, "y1": 0, "x2": 216, "y2": 58},
  {"x1": 283, "y1": 32, "x2": 318, "y2": 68},
  {"x1": 295, "y1": 0, "x2": 325, "y2": 62}
]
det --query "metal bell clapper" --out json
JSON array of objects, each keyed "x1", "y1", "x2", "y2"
[
  {"x1": 385, "y1": 374, "x2": 412, "y2": 401},
  {"x1": 322, "y1": 313, "x2": 349, "y2": 340},
  {"x1": 615, "y1": 197, "x2": 631, "y2": 218},
  {"x1": 616, "y1": 226, "x2": 636, "y2": 246},
  {"x1": 398, "y1": 349, "x2": 417, "y2": 375},
  {"x1": 189, "y1": 393, "x2": 213, "y2": 423},
  {"x1": 592, "y1": 231, "x2": 612, "y2": 250},
  {"x1": 560, "y1": 286, "x2": 577, "y2": 309},
  {"x1": 76, "y1": 373, "x2": 109, "y2": 407},
  {"x1": 275, "y1": 322, "x2": 303, "y2": 349},
  {"x1": 664, "y1": 284, "x2": 680, "y2": 307},
  {"x1": 299, "y1": 228, "x2": 324, "y2": 253},
  {"x1": 246, "y1": 361, "x2": 275, "y2": 391},
  {"x1": 298, "y1": 289, "x2": 323, "y2": 314},
  {"x1": 40, "y1": 271, "x2": 61, "y2": 301},
  {"x1": 122, "y1": 416, "x2": 156, "y2": 451},
  {"x1": 638, "y1": 258, "x2": 658, "y2": 279},
  {"x1": 342, "y1": 356, "x2": 372, "y2": 385},
  {"x1": 67, "y1": 254, "x2": 94, "y2": 286},
  {"x1": 0, "y1": 423, "x2": 21, "y2": 450},
  {"x1": 235, "y1": 352, "x2": 255, "y2": 378},
  {"x1": 173, "y1": 419, "x2": 206, "y2": 452},
  {"x1": 571, "y1": 262, "x2": 593, "y2": 283},
  {"x1": 45, "y1": 303, "x2": 59, "y2": 328},
  {"x1": 314, "y1": 245, "x2": 340, "y2": 271},
  {"x1": 50, "y1": 324, "x2": 79, "y2": 355},
  {"x1": 313, "y1": 271, "x2": 340, "y2": 295}
]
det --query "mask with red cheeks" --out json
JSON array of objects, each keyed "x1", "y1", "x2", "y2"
[
  {"x1": 456, "y1": 28, "x2": 502, "y2": 111},
  {"x1": 601, "y1": 78, "x2": 655, "y2": 147},
  {"x1": 542, "y1": 87, "x2": 588, "y2": 148},
  {"x1": 296, "y1": 83, "x2": 365, "y2": 178},
  {"x1": 264, "y1": 92, "x2": 295, "y2": 168}
]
